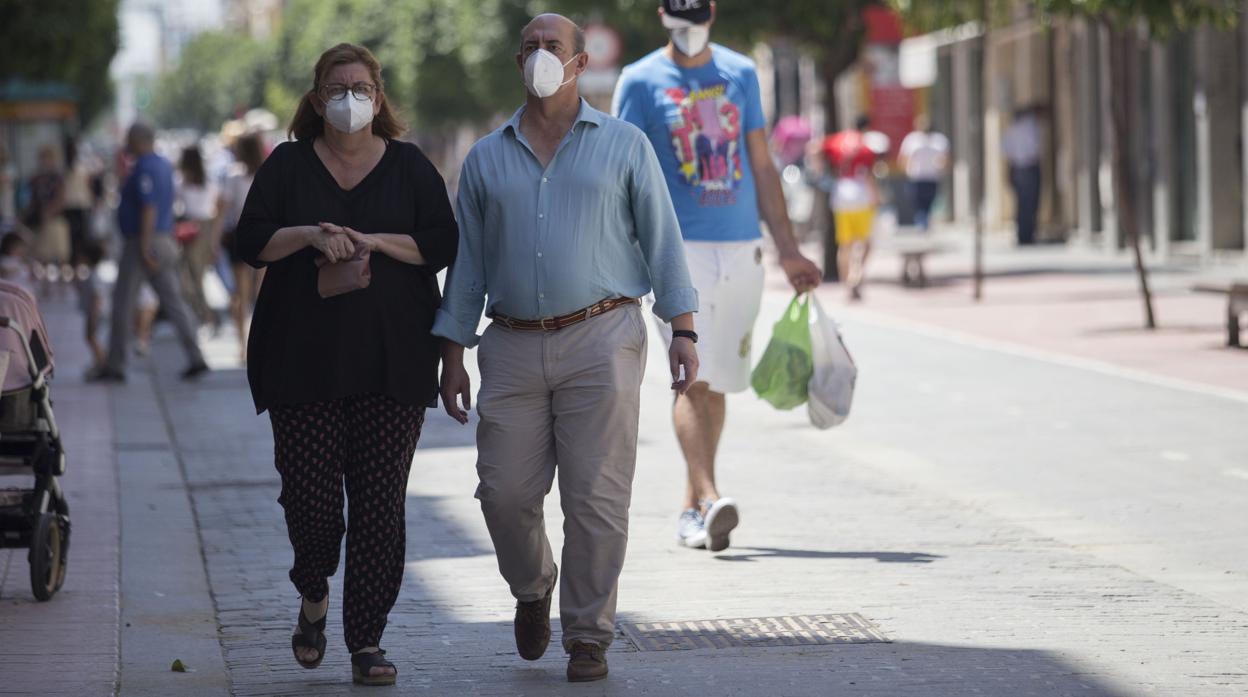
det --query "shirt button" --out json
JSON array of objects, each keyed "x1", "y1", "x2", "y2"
[
  {"x1": 543, "y1": 177, "x2": 549, "y2": 182},
  {"x1": 537, "y1": 252, "x2": 543, "y2": 258},
  {"x1": 538, "y1": 213, "x2": 545, "y2": 219},
  {"x1": 539, "y1": 293, "x2": 545, "y2": 299}
]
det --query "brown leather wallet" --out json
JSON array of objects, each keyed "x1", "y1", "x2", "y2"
[{"x1": 491, "y1": 297, "x2": 639, "y2": 331}]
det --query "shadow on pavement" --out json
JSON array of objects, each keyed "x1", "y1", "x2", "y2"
[{"x1": 712, "y1": 547, "x2": 944, "y2": 564}]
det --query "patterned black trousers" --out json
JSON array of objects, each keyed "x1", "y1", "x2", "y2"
[{"x1": 269, "y1": 393, "x2": 425, "y2": 652}]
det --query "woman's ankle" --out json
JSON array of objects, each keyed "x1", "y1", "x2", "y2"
[{"x1": 301, "y1": 595, "x2": 328, "y2": 621}]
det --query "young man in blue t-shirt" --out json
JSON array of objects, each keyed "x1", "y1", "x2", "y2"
[{"x1": 614, "y1": 0, "x2": 821, "y2": 553}]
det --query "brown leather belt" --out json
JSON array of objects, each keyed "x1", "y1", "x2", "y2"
[{"x1": 491, "y1": 297, "x2": 639, "y2": 331}]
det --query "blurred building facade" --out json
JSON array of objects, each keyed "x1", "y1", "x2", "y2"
[{"x1": 908, "y1": 9, "x2": 1248, "y2": 263}]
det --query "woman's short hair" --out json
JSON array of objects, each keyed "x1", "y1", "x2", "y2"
[{"x1": 287, "y1": 43, "x2": 405, "y2": 141}]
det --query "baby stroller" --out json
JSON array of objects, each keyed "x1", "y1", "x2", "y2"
[{"x1": 0, "y1": 280, "x2": 69, "y2": 600}]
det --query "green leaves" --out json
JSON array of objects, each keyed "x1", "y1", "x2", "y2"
[
  {"x1": 0, "y1": 0, "x2": 121, "y2": 125},
  {"x1": 890, "y1": 0, "x2": 1241, "y2": 34},
  {"x1": 151, "y1": 32, "x2": 272, "y2": 132}
]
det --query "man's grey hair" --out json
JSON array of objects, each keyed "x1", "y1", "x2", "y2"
[{"x1": 520, "y1": 14, "x2": 586, "y2": 54}]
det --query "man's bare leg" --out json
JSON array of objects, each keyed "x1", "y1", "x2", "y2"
[{"x1": 674, "y1": 382, "x2": 726, "y2": 510}]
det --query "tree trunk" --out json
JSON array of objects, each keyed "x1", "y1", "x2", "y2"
[
  {"x1": 820, "y1": 54, "x2": 844, "y2": 282},
  {"x1": 1107, "y1": 21, "x2": 1157, "y2": 329},
  {"x1": 972, "y1": 0, "x2": 988, "y2": 301},
  {"x1": 817, "y1": 9, "x2": 867, "y2": 283}
]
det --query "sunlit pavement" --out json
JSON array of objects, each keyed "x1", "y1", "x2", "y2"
[{"x1": 3, "y1": 260, "x2": 1247, "y2": 695}]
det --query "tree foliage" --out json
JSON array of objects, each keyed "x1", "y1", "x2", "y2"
[
  {"x1": 151, "y1": 32, "x2": 272, "y2": 132},
  {"x1": 890, "y1": 0, "x2": 1240, "y2": 32},
  {"x1": 0, "y1": 0, "x2": 121, "y2": 125},
  {"x1": 263, "y1": 0, "x2": 535, "y2": 132}
]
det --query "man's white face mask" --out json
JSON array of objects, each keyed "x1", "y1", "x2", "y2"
[
  {"x1": 669, "y1": 24, "x2": 710, "y2": 56},
  {"x1": 524, "y1": 49, "x2": 580, "y2": 99},
  {"x1": 662, "y1": 13, "x2": 711, "y2": 57}
]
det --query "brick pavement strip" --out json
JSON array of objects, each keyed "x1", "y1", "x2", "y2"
[
  {"x1": 0, "y1": 300, "x2": 120, "y2": 697},
  {"x1": 131, "y1": 287, "x2": 1248, "y2": 697}
]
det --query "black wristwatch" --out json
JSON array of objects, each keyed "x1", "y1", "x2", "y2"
[{"x1": 672, "y1": 329, "x2": 698, "y2": 344}]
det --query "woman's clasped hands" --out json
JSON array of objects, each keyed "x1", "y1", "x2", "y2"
[{"x1": 310, "y1": 222, "x2": 376, "y2": 263}]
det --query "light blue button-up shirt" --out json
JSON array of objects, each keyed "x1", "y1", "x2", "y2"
[{"x1": 432, "y1": 99, "x2": 698, "y2": 348}]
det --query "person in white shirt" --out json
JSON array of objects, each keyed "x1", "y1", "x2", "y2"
[
  {"x1": 176, "y1": 145, "x2": 220, "y2": 327},
  {"x1": 1002, "y1": 106, "x2": 1043, "y2": 245},
  {"x1": 898, "y1": 115, "x2": 949, "y2": 233}
]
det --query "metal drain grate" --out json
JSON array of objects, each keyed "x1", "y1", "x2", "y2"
[{"x1": 618, "y1": 613, "x2": 889, "y2": 651}]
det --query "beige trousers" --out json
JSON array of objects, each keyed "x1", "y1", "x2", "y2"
[{"x1": 475, "y1": 303, "x2": 648, "y2": 649}]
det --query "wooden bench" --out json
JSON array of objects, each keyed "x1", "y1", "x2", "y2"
[
  {"x1": 891, "y1": 238, "x2": 948, "y2": 288},
  {"x1": 1193, "y1": 282, "x2": 1248, "y2": 348}
]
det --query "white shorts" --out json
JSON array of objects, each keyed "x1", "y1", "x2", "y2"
[{"x1": 654, "y1": 240, "x2": 765, "y2": 394}]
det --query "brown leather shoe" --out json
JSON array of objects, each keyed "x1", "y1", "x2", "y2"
[
  {"x1": 566, "y1": 640, "x2": 608, "y2": 682},
  {"x1": 514, "y1": 569, "x2": 556, "y2": 660}
]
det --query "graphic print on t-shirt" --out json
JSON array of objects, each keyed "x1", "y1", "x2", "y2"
[{"x1": 664, "y1": 82, "x2": 743, "y2": 207}]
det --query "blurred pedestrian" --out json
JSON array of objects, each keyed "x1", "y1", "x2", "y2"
[
  {"x1": 76, "y1": 238, "x2": 108, "y2": 373},
  {"x1": 436, "y1": 14, "x2": 698, "y2": 684},
  {"x1": 63, "y1": 138, "x2": 94, "y2": 274},
  {"x1": 1004, "y1": 105, "x2": 1043, "y2": 246},
  {"x1": 233, "y1": 42, "x2": 458, "y2": 686},
  {"x1": 772, "y1": 115, "x2": 813, "y2": 168},
  {"x1": 898, "y1": 115, "x2": 949, "y2": 233},
  {"x1": 217, "y1": 133, "x2": 264, "y2": 362},
  {"x1": 0, "y1": 145, "x2": 18, "y2": 231},
  {"x1": 0, "y1": 232, "x2": 33, "y2": 291},
  {"x1": 175, "y1": 144, "x2": 218, "y2": 327},
  {"x1": 614, "y1": 0, "x2": 820, "y2": 553},
  {"x1": 822, "y1": 115, "x2": 879, "y2": 301},
  {"x1": 25, "y1": 144, "x2": 71, "y2": 291},
  {"x1": 89, "y1": 122, "x2": 209, "y2": 382}
]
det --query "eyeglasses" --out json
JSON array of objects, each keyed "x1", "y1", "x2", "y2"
[{"x1": 318, "y1": 82, "x2": 378, "y2": 103}]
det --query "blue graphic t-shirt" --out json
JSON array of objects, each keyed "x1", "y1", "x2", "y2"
[{"x1": 613, "y1": 45, "x2": 767, "y2": 242}]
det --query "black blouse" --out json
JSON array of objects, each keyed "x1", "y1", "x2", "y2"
[{"x1": 235, "y1": 138, "x2": 458, "y2": 414}]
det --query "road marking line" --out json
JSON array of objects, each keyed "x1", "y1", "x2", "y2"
[{"x1": 837, "y1": 307, "x2": 1248, "y2": 406}]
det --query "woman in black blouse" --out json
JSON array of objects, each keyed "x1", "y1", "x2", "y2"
[{"x1": 234, "y1": 43, "x2": 457, "y2": 687}]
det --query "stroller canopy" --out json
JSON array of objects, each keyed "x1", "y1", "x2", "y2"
[{"x1": 0, "y1": 280, "x2": 54, "y2": 392}]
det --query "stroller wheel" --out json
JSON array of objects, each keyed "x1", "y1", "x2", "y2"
[
  {"x1": 53, "y1": 514, "x2": 70, "y2": 591},
  {"x1": 28, "y1": 513, "x2": 61, "y2": 601}
]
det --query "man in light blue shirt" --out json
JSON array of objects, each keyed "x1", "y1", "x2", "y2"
[
  {"x1": 614, "y1": 0, "x2": 820, "y2": 553},
  {"x1": 433, "y1": 13, "x2": 698, "y2": 684}
]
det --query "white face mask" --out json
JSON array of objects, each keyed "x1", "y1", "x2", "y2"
[
  {"x1": 524, "y1": 49, "x2": 580, "y2": 99},
  {"x1": 324, "y1": 95, "x2": 375, "y2": 134},
  {"x1": 670, "y1": 25, "x2": 710, "y2": 57}
]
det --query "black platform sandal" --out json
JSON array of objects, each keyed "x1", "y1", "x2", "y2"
[
  {"x1": 291, "y1": 603, "x2": 327, "y2": 669},
  {"x1": 352, "y1": 649, "x2": 397, "y2": 686}
]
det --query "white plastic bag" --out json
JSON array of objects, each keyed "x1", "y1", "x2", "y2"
[{"x1": 807, "y1": 295, "x2": 857, "y2": 429}]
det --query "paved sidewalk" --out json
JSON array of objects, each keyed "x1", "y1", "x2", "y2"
[
  {"x1": 0, "y1": 297, "x2": 119, "y2": 697},
  {"x1": 819, "y1": 231, "x2": 1248, "y2": 393},
  {"x1": 138, "y1": 286, "x2": 1248, "y2": 695},
  {"x1": 5, "y1": 270, "x2": 1248, "y2": 696}
]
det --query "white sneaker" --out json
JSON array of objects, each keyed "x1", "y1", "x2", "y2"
[
  {"x1": 676, "y1": 508, "x2": 707, "y2": 549},
  {"x1": 702, "y1": 498, "x2": 739, "y2": 552}
]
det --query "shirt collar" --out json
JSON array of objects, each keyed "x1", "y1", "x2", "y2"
[{"x1": 504, "y1": 98, "x2": 604, "y2": 136}]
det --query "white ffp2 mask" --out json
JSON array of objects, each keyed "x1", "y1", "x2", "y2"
[
  {"x1": 524, "y1": 49, "x2": 580, "y2": 99},
  {"x1": 670, "y1": 25, "x2": 710, "y2": 57},
  {"x1": 324, "y1": 96, "x2": 375, "y2": 134}
]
